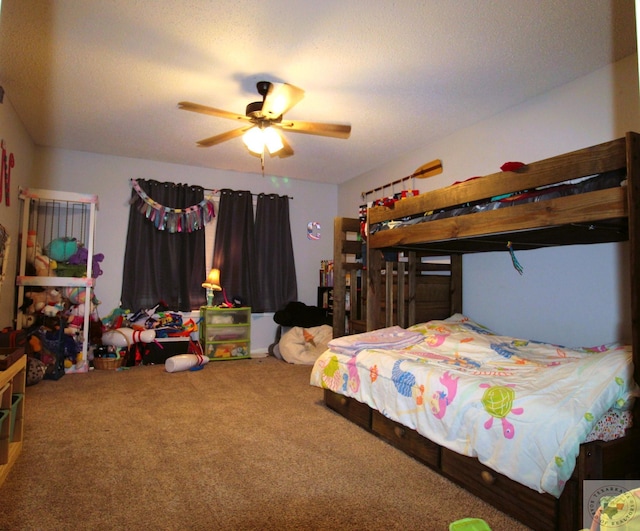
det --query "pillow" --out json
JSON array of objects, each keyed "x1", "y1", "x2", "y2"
[{"x1": 278, "y1": 325, "x2": 333, "y2": 365}]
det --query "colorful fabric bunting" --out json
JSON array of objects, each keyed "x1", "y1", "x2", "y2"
[{"x1": 130, "y1": 179, "x2": 215, "y2": 233}]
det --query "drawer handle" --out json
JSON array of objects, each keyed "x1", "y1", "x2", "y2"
[
  {"x1": 339, "y1": 397, "x2": 348, "y2": 406},
  {"x1": 393, "y1": 426, "x2": 406, "y2": 438},
  {"x1": 480, "y1": 470, "x2": 496, "y2": 485}
]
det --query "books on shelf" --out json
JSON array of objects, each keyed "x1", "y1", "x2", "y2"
[{"x1": 319, "y1": 259, "x2": 333, "y2": 287}]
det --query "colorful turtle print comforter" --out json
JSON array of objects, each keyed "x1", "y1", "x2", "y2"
[{"x1": 310, "y1": 314, "x2": 638, "y2": 497}]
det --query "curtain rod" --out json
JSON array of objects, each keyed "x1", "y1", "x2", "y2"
[{"x1": 204, "y1": 188, "x2": 293, "y2": 200}]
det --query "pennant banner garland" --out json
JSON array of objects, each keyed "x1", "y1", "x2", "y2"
[{"x1": 130, "y1": 179, "x2": 215, "y2": 233}]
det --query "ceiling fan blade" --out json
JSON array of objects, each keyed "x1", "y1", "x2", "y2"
[
  {"x1": 261, "y1": 83, "x2": 305, "y2": 120},
  {"x1": 178, "y1": 101, "x2": 250, "y2": 122},
  {"x1": 196, "y1": 125, "x2": 253, "y2": 147},
  {"x1": 278, "y1": 119, "x2": 351, "y2": 139},
  {"x1": 273, "y1": 133, "x2": 294, "y2": 159}
]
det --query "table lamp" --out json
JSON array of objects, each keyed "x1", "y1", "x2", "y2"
[{"x1": 202, "y1": 268, "x2": 222, "y2": 306}]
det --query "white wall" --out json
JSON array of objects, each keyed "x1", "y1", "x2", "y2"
[
  {"x1": 6, "y1": 54, "x2": 639, "y2": 348},
  {"x1": 338, "y1": 54, "x2": 640, "y2": 347},
  {"x1": 0, "y1": 94, "x2": 35, "y2": 328},
  {"x1": 31, "y1": 148, "x2": 337, "y2": 351}
]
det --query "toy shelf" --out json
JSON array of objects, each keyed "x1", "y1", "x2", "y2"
[{"x1": 15, "y1": 187, "x2": 99, "y2": 373}]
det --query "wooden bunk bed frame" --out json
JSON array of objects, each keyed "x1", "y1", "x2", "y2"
[
  {"x1": 332, "y1": 217, "x2": 462, "y2": 336},
  {"x1": 326, "y1": 132, "x2": 640, "y2": 531}
]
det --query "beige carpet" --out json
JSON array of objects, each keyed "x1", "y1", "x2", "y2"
[{"x1": 0, "y1": 357, "x2": 530, "y2": 530}]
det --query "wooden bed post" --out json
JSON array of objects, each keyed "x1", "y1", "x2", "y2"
[
  {"x1": 450, "y1": 254, "x2": 463, "y2": 314},
  {"x1": 367, "y1": 241, "x2": 382, "y2": 331},
  {"x1": 626, "y1": 132, "x2": 640, "y2": 388},
  {"x1": 332, "y1": 217, "x2": 347, "y2": 338},
  {"x1": 397, "y1": 260, "x2": 406, "y2": 327},
  {"x1": 332, "y1": 217, "x2": 366, "y2": 337},
  {"x1": 385, "y1": 259, "x2": 394, "y2": 327},
  {"x1": 408, "y1": 251, "x2": 417, "y2": 326}
]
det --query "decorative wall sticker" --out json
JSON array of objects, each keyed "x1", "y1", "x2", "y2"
[
  {"x1": 307, "y1": 221, "x2": 321, "y2": 240},
  {"x1": 1, "y1": 140, "x2": 15, "y2": 206}
]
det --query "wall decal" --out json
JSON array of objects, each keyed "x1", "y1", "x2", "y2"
[
  {"x1": 1, "y1": 140, "x2": 15, "y2": 206},
  {"x1": 307, "y1": 221, "x2": 321, "y2": 240}
]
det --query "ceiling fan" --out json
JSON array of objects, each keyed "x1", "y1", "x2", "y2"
[{"x1": 178, "y1": 81, "x2": 351, "y2": 169}]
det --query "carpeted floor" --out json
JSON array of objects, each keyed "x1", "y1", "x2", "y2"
[{"x1": 0, "y1": 357, "x2": 530, "y2": 530}]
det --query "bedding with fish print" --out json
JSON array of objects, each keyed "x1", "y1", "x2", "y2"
[{"x1": 310, "y1": 314, "x2": 638, "y2": 498}]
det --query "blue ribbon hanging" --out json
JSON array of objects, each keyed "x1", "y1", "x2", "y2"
[{"x1": 507, "y1": 241, "x2": 524, "y2": 275}]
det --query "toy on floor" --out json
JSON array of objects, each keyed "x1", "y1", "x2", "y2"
[
  {"x1": 449, "y1": 518, "x2": 492, "y2": 531},
  {"x1": 165, "y1": 353, "x2": 209, "y2": 373}
]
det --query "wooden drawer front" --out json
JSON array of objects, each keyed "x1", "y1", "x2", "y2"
[
  {"x1": 371, "y1": 410, "x2": 440, "y2": 468},
  {"x1": 441, "y1": 448, "x2": 558, "y2": 531},
  {"x1": 324, "y1": 390, "x2": 371, "y2": 430}
]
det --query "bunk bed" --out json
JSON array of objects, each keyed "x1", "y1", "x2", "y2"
[{"x1": 312, "y1": 133, "x2": 640, "y2": 531}]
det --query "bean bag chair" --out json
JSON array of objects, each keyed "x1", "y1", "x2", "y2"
[{"x1": 273, "y1": 324, "x2": 332, "y2": 365}]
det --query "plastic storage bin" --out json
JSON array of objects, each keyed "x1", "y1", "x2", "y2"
[
  {"x1": 10, "y1": 394, "x2": 23, "y2": 442},
  {"x1": 0, "y1": 409, "x2": 8, "y2": 437}
]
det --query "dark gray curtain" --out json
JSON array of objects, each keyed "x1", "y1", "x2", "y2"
[
  {"x1": 211, "y1": 189, "x2": 257, "y2": 307},
  {"x1": 121, "y1": 180, "x2": 206, "y2": 311},
  {"x1": 254, "y1": 193, "x2": 297, "y2": 312}
]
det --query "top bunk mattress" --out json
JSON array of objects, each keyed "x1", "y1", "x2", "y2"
[
  {"x1": 370, "y1": 169, "x2": 626, "y2": 236},
  {"x1": 366, "y1": 135, "x2": 638, "y2": 252}
]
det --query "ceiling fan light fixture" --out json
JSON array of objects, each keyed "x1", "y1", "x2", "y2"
[
  {"x1": 242, "y1": 125, "x2": 283, "y2": 155},
  {"x1": 263, "y1": 126, "x2": 284, "y2": 154},
  {"x1": 242, "y1": 126, "x2": 265, "y2": 154}
]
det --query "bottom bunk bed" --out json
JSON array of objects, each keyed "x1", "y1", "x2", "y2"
[{"x1": 311, "y1": 315, "x2": 640, "y2": 530}]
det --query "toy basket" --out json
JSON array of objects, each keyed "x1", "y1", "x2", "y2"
[
  {"x1": 92, "y1": 356, "x2": 123, "y2": 370},
  {"x1": 93, "y1": 328, "x2": 129, "y2": 370}
]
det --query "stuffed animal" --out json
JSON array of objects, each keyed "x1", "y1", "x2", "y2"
[
  {"x1": 46, "y1": 237, "x2": 78, "y2": 262},
  {"x1": 66, "y1": 301, "x2": 99, "y2": 336},
  {"x1": 20, "y1": 288, "x2": 64, "y2": 328},
  {"x1": 60, "y1": 286, "x2": 87, "y2": 305},
  {"x1": 25, "y1": 230, "x2": 57, "y2": 276},
  {"x1": 67, "y1": 246, "x2": 104, "y2": 278},
  {"x1": 42, "y1": 318, "x2": 79, "y2": 368}
]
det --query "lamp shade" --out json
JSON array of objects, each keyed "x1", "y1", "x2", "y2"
[
  {"x1": 262, "y1": 126, "x2": 284, "y2": 154},
  {"x1": 242, "y1": 126, "x2": 283, "y2": 155},
  {"x1": 202, "y1": 268, "x2": 222, "y2": 290},
  {"x1": 242, "y1": 127, "x2": 264, "y2": 154}
]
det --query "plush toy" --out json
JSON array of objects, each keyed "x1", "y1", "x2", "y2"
[
  {"x1": 67, "y1": 303, "x2": 87, "y2": 335},
  {"x1": 67, "y1": 246, "x2": 104, "y2": 278},
  {"x1": 66, "y1": 301, "x2": 99, "y2": 337},
  {"x1": 25, "y1": 230, "x2": 57, "y2": 276},
  {"x1": 46, "y1": 237, "x2": 78, "y2": 262},
  {"x1": 21, "y1": 288, "x2": 64, "y2": 326},
  {"x1": 41, "y1": 317, "x2": 79, "y2": 368},
  {"x1": 60, "y1": 286, "x2": 87, "y2": 305},
  {"x1": 42, "y1": 302, "x2": 65, "y2": 317}
]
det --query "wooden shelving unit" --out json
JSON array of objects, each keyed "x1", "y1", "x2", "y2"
[{"x1": 0, "y1": 354, "x2": 26, "y2": 486}]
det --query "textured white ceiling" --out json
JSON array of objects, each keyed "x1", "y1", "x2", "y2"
[{"x1": 0, "y1": 0, "x2": 636, "y2": 184}]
